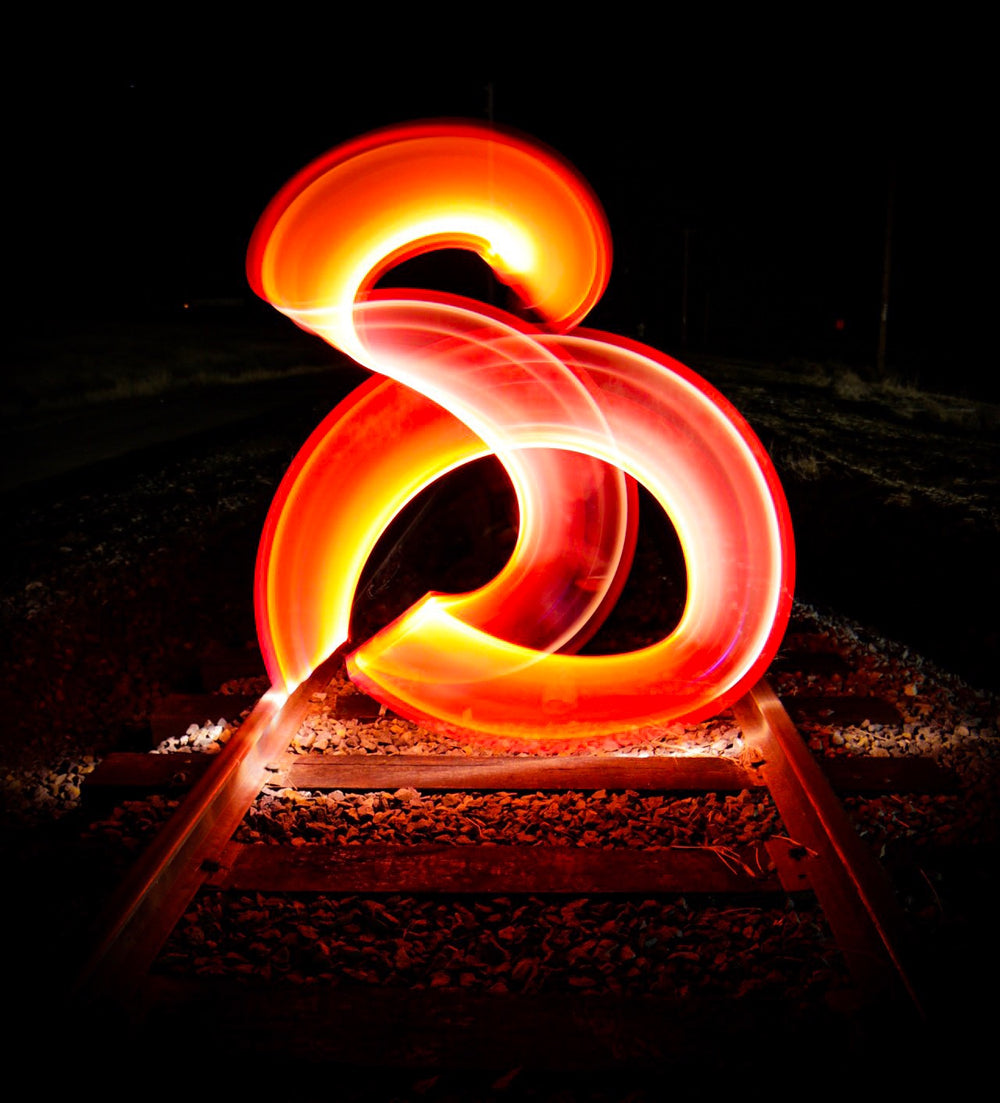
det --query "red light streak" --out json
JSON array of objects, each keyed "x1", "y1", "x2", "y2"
[{"x1": 248, "y1": 122, "x2": 794, "y2": 741}]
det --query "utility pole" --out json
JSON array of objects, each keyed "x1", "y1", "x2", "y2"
[
  {"x1": 681, "y1": 228, "x2": 691, "y2": 348},
  {"x1": 876, "y1": 164, "x2": 895, "y2": 379}
]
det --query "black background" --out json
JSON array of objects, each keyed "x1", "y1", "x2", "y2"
[{"x1": 7, "y1": 47, "x2": 991, "y2": 397}]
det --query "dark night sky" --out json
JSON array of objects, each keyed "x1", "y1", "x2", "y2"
[{"x1": 9, "y1": 53, "x2": 991, "y2": 396}]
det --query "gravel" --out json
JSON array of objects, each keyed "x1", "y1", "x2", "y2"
[{"x1": 115, "y1": 600, "x2": 989, "y2": 1004}]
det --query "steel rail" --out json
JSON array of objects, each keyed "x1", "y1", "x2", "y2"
[
  {"x1": 72, "y1": 649, "x2": 344, "y2": 1008},
  {"x1": 732, "y1": 678, "x2": 924, "y2": 1015}
]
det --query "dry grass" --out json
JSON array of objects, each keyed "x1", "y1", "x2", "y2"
[
  {"x1": 5, "y1": 310, "x2": 332, "y2": 417},
  {"x1": 74, "y1": 362, "x2": 329, "y2": 407},
  {"x1": 804, "y1": 362, "x2": 1000, "y2": 432},
  {"x1": 776, "y1": 449, "x2": 825, "y2": 481},
  {"x1": 9, "y1": 315, "x2": 998, "y2": 433}
]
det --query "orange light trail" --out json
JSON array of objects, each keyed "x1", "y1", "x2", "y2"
[{"x1": 248, "y1": 121, "x2": 794, "y2": 741}]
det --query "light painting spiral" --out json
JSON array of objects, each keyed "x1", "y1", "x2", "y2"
[{"x1": 247, "y1": 121, "x2": 794, "y2": 741}]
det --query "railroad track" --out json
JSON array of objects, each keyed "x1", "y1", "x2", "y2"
[{"x1": 69, "y1": 635, "x2": 963, "y2": 1082}]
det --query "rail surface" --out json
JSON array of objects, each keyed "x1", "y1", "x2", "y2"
[
  {"x1": 73, "y1": 649, "x2": 346, "y2": 1005},
  {"x1": 732, "y1": 682, "x2": 922, "y2": 1010}
]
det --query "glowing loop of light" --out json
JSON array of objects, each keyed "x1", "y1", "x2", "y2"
[{"x1": 248, "y1": 121, "x2": 794, "y2": 741}]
